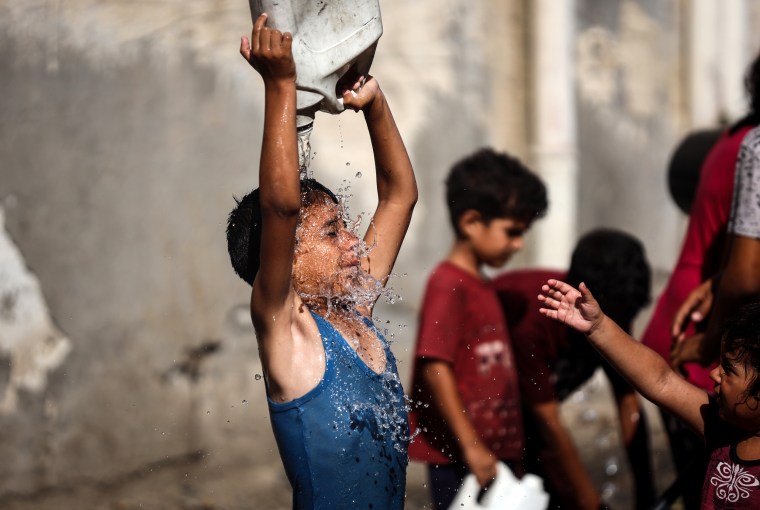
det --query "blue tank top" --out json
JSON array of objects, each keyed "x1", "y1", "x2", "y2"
[{"x1": 268, "y1": 310, "x2": 409, "y2": 510}]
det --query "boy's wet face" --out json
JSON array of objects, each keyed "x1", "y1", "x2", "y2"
[
  {"x1": 468, "y1": 217, "x2": 528, "y2": 268},
  {"x1": 292, "y1": 194, "x2": 363, "y2": 302},
  {"x1": 711, "y1": 349, "x2": 760, "y2": 429}
]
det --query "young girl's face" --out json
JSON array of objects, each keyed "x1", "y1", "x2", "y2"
[{"x1": 711, "y1": 350, "x2": 760, "y2": 429}]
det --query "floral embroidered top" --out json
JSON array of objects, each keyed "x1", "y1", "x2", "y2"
[{"x1": 702, "y1": 399, "x2": 760, "y2": 508}]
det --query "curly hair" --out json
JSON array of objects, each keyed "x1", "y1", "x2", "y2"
[
  {"x1": 445, "y1": 148, "x2": 548, "y2": 236},
  {"x1": 721, "y1": 302, "x2": 760, "y2": 401},
  {"x1": 226, "y1": 179, "x2": 338, "y2": 285}
]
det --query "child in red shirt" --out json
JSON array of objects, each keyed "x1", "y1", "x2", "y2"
[{"x1": 408, "y1": 148, "x2": 547, "y2": 509}]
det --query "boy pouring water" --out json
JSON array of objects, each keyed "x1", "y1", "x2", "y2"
[{"x1": 226, "y1": 14, "x2": 417, "y2": 509}]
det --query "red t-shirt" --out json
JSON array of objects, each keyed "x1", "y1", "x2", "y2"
[
  {"x1": 641, "y1": 126, "x2": 754, "y2": 392},
  {"x1": 701, "y1": 400, "x2": 760, "y2": 508},
  {"x1": 408, "y1": 262, "x2": 524, "y2": 464},
  {"x1": 492, "y1": 269, "x2": 567, "y2": 404},
  {"x1": 493, "y1": 269, "x2": 634, "y2": 404}
]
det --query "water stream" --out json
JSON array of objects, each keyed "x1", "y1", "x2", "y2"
[{"x1": 297, "y1": 123, "x2": 313, "y2": 179}]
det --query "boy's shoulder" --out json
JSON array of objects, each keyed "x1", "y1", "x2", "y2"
[
  {"x1": 420, "y1": 261, "x2": 502, "y2": 316},
  {"x1": 424, "y1": 261, "x2": 482, "y2": 291}
]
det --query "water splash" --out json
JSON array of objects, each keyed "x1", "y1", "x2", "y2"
[{"x1": 295, "y1": 194, "x2": 404, "y2": 314}]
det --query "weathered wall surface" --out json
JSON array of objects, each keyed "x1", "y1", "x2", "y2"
[
  {"x1": 0, "y1": 2, "x2": 265, "y2": 496},
  {"x1": 575, "y1": 0, "x2": 685, "y2": 270}
]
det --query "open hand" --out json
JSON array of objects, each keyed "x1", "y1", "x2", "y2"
[
  {"x1": 670, "y1": 333, "x2": 705, "y2": 372},
  {"x1": 671, "y1": 279, "x2": 713, "y2": 341},
  {"x1": 240, "y1": 13, "x2": 296, "y2": 84},
  {"x1": 538, "y1": 280, "x2": 604, "y2": 334},
  {"x1": 338, "y1": 72, "x2": 381, "y2": 113}
]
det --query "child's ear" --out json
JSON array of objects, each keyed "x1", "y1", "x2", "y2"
[{"x1": 458, "y1": 209, "x2": 484, "y2": 239}]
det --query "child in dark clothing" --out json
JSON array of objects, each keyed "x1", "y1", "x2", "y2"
[
  {"x1": 226, "y1": 14, "x2": 417, "y2": 509},
  {"x1": 408, "y1": 148, "x2": 547, "y2": 510},
  {"x1": 496, "y1": 229, "x2": 655, "y2": 510},
  {"x1": 540, "y1": 281, "x2": 760, "y2": 509}
]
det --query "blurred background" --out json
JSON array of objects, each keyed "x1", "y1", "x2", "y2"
[{"x1": 2, "y1": 0, "x2": 760, "y2": 508}]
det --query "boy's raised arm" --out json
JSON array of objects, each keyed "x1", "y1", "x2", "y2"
[
  {"x1": 342, "y1": 79, "x2": 418, "y2": 289},
  {"x1": 241, "y1": 14, "x2": 300, "y2": 323},
  {"x1": 539, "y1": 280, "x2": 709, "y2": 435}
]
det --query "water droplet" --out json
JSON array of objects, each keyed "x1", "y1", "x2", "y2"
[
  {"x1": 355, "y1": 171, "x2": 362, "y2": 178},
  {"x1": 242, "y1": 400, "x2": 248, "y2": 405},
  {"x1": 601, "y1": 482, "x2": 618, "y2": 500},
  {"x1": 254, "y1": 374, "x2": 262, "y2": 381},
  {"x1": 604, "y1": 456, "x2": 619, "y2": 476},
  {"x1": 581, "y1": 408, "x2": 598, "y2": 422},
  {"x1": 346, "y1": 161, "x2": 350, "y2": 166}
]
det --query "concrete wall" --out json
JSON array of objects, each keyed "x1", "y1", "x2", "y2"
[
  {"x1": 574, "y1": 0, "x2": 685, "y2": 272},
  {"x1": 1, "y1": 0, "x2": 759, "y2": 508}
]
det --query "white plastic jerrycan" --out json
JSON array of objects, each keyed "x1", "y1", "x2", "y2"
[
  {"x1": 448, "y1": 462, "x2": 550, "y2": 510},
  {"x1": 249, "y1": 0, "x2": 383, "y2": 129}
]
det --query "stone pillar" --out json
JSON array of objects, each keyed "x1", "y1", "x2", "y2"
[{"x1": 528, "y1": 0, "x2": 578, "y2": 267}]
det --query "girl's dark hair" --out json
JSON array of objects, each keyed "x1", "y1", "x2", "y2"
[
  {"x1": 445, "y1": 148, "x2": 548, "y2": 236},
  {"x1": 226, "y1": 179, "x2": 337, "y2": 285},
  {"x1": 721, "y1": 302, "x2": 760, "y2": 400}
]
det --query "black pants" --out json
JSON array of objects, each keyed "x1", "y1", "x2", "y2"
[{"x1": 660, "y1": 409, "x2": 708, "y2": 510}]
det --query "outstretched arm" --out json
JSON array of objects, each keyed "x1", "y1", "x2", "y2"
[
  {"x1": 539, "y1": 280, "x2": 708, "y2": 435},
  {"x1": 241, "y1": 14, "x2": 299, "y2": 326},
  {"x1": 342, "y1": 77, "x2": 418, "y2": 293}
]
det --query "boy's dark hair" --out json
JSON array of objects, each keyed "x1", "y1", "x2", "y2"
[
  {"x1": 566, "y1": 229, "x2": 651, "y2": 326},
  {"x1": 445, "y1": 148, "x2": 548, "y2": 236},
  {"x1": 226, "y1": 178, "x2": 338, "y2": 285},
  {"x1": 746, "y1": 50, "x2": 760, "y2": 123},
  {"x1": 721, "y1": 302, "x2": 760, "y2": 400}
]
